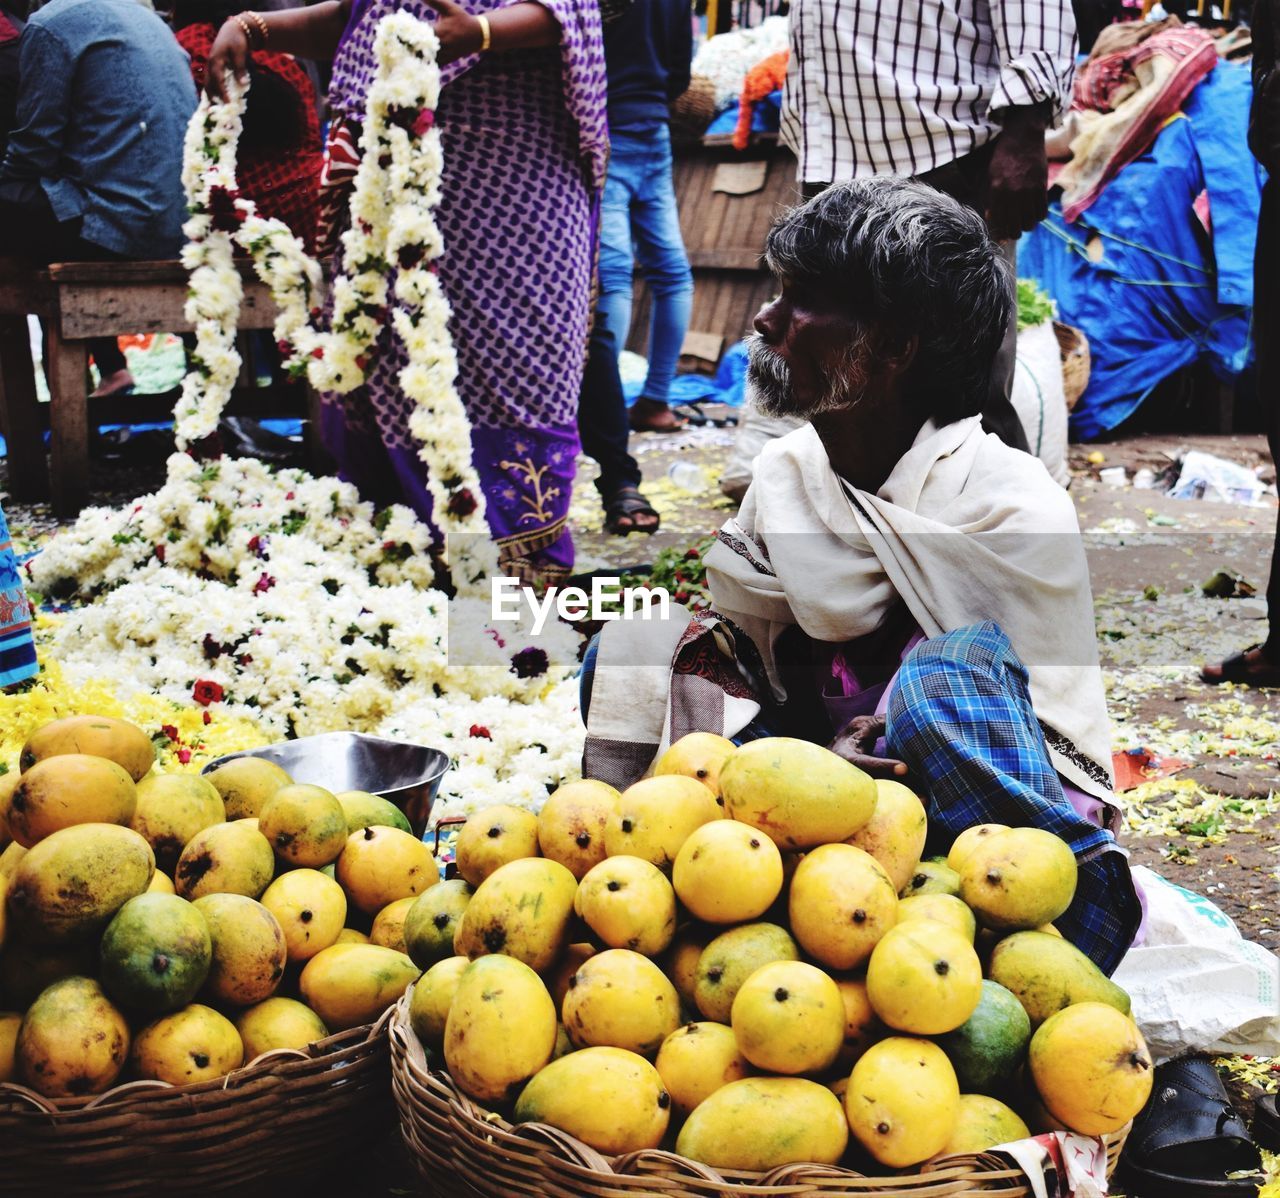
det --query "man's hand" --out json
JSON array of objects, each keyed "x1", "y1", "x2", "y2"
[
  {"x1": 829, "y1": 714, "x2": 909, "y2": 779},
  {"x1": 986, "y1": 105, "x2": 1051, "y2": 241},
  {"x1": 421, "y1": 0, "x2": 485, "y2": 64},
  {"x1": 206, "y1": 18, "x2": 252, "y2": 101}
]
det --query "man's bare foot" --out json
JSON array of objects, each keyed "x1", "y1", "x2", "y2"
[
  {"x1": 629, "y1": 397, "x2": 686, "y2": 433},
  {"x1": 1200, "y1": 644, "x2": 1280, "y2": 687},
  {"x1": 90, "y1": 369, "x2": 135, "y2": 398}
]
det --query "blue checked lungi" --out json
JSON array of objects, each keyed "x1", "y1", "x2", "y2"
[
  {"x1": 886, "y1": 622, "x2": 1140, "y2": 976},
  {"x1": 0, "y1": 504, "x2": 37, "y2": 688}
]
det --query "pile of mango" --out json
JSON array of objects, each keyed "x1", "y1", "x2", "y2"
[
  {"x1": 0, "y1": 715, "x2": 433, "y2": 1098},
  {"x1": 413, "y1": 733, "x2": 1154, "y2": 1173}
]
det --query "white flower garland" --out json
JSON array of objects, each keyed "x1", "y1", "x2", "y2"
[{"x1": 179, "y1": 12, "x2": 496, "y2": 591}]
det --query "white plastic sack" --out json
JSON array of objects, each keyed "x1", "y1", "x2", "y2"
[
  {"x1": 1114, "y1": 866, "x2": 1280, "y2": 1062},
  {"x1": 719, "y1": 387, "x2": 804, "y2": 503},
  {"x1": 1012, "y1": 321, "x2": 1070, "y2": 488}
]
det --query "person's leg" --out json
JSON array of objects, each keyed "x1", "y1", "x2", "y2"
[
  {"x1": 596, "y1": 151, "x2": 638, "y2": 359},
  {"x1": 628, "y1": 125, "x2": 693, "y2": 428},
  {"x1": 885, "y1": 622, "x2": 1141, "y2": 975}
]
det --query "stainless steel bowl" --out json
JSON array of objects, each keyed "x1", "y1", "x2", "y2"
[{"x1": 202, "y1": 732, "x2": 451, "y2": 838}]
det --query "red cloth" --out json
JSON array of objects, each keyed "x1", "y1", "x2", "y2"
[{"x1": 178, "y1": 24, "x2": 323, "y2": 251}]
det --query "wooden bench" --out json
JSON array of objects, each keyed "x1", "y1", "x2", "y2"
[{"x1": 0, "y1": 259, "x2": 324, "y2": 516}]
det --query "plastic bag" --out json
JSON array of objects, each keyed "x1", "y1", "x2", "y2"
[
  {"x1": 1114, "y1": 866, "x2": 1280, "y2": 1062},
  {"x1": 1169, "y1": 449, "x2": 1268, "y2": 506}
]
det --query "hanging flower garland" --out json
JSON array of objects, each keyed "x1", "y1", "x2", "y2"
[{"x1": 178, "y1": 12, "x2": 496, "y2": 591}]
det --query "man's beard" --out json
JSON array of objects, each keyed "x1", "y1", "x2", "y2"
[{"x1": 746, "y1": 333, "x2": 870, "y2": 419}]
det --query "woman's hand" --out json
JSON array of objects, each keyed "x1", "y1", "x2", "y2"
[
  {"x1": 829, "y1": 713, "x2": 909, "y2": 779},
  {"x1": 207, "y1": 17, "x2": 252, "y2": 101},
  {"x1": 420, "y1": 0, "x2": 486, "y2": 64}
]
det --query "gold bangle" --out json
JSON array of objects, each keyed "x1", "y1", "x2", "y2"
[
  {"x1": 231, "y1": 14, "x2": 255, "y2": 45},
  {"x1": 476, "y1": 13, "x2": 491, "y2": 52},
  {"x1": 247, "y1": 11, "x2": 270, "y2": 44}
]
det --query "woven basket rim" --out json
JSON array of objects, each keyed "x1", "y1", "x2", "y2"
[
  {"x1": 0, "y1": 1005, "x2": 394, "y2": 1117},
  {"x1": 387, "y1": 993, "x2": 1130, "y2": 1193}
]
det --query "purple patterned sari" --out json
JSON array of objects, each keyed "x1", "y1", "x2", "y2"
[{"x1": 323, "y1": 0, "x2": 608, "y2": 584}]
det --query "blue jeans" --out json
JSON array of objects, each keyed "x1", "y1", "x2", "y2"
[{"x1": 597, "y1": 124, "x2": 693, "y2": 406}]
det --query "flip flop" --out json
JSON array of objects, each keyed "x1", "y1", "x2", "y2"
[
  {"x1": 1200, "y1": 644, "x2": 1280, "y2": 688},
  {"x1": 1252, "y1": 1093, "x2": 1280, "y2": 1151},
  {"x1": 1119, "y1": 1057, "x2": 1265, "y2": 1197},
  {"x1": 603, "y1": 485, "x2": 660, "y2": 536}
]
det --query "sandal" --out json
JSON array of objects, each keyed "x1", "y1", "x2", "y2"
[
  {"x1": 1252, "y1": 1094, "x2": 1280, "y2": 1152},
  {"x1": 1200, "y1": 644, "x2": 1280, "y2": 688},
  {"x1": 1119, "y1": 1057, "x2": 1264, "y2": 1197},
  {"x1": 603, "y1": 484, "x2": 660, "y2": 536}
]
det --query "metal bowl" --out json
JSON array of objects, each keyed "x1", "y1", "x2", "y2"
[{"x1": 202, "y1": 732, "x2": 451, "y2": 839}]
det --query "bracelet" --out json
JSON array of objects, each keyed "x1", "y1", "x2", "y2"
[
  {"x1": 476, "y1": 13, "x2": 491, "y2": 52},
  {"x1": 231, "y1": 13, "x2": 256, "y2": 46},
  {"x1": 237, "y1": 10, "x2": 270, "y2": 46}
]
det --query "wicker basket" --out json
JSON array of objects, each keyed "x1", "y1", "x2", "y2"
[
  {"x1": 389, "y1": 996, "x2": 1129, "y2": 1198},
  {"x1": 670, "y1": 75, "x2": 720, "y2": 143},
  {"x1": 0, "y1": 1007, "x2": 395, "y2": 1198},
  {"x1": 1053, "y1": 321, "x2": 1091, "y2": 411}
]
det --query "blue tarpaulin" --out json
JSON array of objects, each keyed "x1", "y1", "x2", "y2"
[{"x1": 1019, "y1": 60, "x2": 1264, "y2": 441}]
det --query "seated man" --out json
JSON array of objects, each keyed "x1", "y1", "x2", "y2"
[
  {"x1": 0, "y1": 0, "x2": 196, "y2": 397},
  {"x1": 583, "y1": 176, "x2": 1141, "y2": 975}
]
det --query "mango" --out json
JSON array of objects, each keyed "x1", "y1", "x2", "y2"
[
  {"x1": 653, "y1": 732, "x2": 736, "y2": 800},
  {"x1": 515, "y1": 1046, "x2": 671, "y2": 1153},
  {"x1": 731, "y1": 959, "x2": 844, "y2": 1075},
  {"x1": 21, "y1": 715, "x2": 155, "y2": 782},
  {"x1": 664, "y1": 923, "x2": 716, "y2": 1009},
  {"x1": 260, "y1": 868, "x2": 347, "y2": 962},
  {"x1": 132, "y1": 1003, "x2": 244, "y2": 1085},
  {"x1": 946, "y1": 823, "x2": 1010, "y2": 873},
  {"x1": 8, "y1": 822, "x2": 154, "y2": 943},
  {"x1": 0, "y1": 1010, "x2": 19, "y2": 1082},
  {"x1": 8, "y1": 755, "x2": 137, "y2": 847},
  {"x1": 408, "y1": 955, "x2": 470, "y2": 1047},
  {"x1": 938, "y1": 979, "x2": 1031, "y2": 1095},
  {"x1": 299, "y1": 942, "x2": 419, "y2": 1031},
  {"x1": 370, "y1": 895, "x2": 417, "y2": 954},
  {"x1": 259, "y1": 784, "x2": 347, "y2": 868},
  {"x1": 99, "y1": 893, "x2": 212, "y2": 1015},
  {"x1": 236, "y1": 996, "x2": 329, "y2": 1059},
  {"x1": 1030, "y1": 1002, "x2": 1153, "y2": 1134},
  {"x1": 336, "y1": 825, "x2": 437, "y2": 915},
  {"x1": 131, "y1": 774, "x2": 225, "y2": 873},
  {"x1": 866, "y1": 920, "x2": 982, "y2": 1035},
  {"x1": 17, "y1": 976, "x2": 130, "y2": 1097},
  {"x1": 544, "y1": 942, "x2": 597, "y2": 1012},
  {"x1": 147, "y1": 870, "x2": 176, "y2": 895},
  {"x1": 719, "y1": 737, "x2": 875, "y2": 850},
  {"x1": 959, "y1": 827, "x2": 1077, "y2": 930},
  {"x1": 194, "y1": 893, "x2": 288, "y2": 1007},
  {"x1": 335, "y1": 790, "x2": 412, "y2": 836},
  {"x1": 403, "y1": 878, "x2": 472, "y2": 969},
  {"x1": 672, "y1": 819, "x2": 783, "y2": 924},
  {"x1": 846, "y1": 1037, "x2": 960, "y2": 1167},
  {"x1": 174, "y1": 819, "x2": 274, "y2": 900},
  {"x1": 900, "y1": 860, "x2": 961, "y2": 898},
  {"x1": 897, "y1": 893, "x2": 977, "y2": 941},
  {"x1": 562, "y1": 948, "x2": 679, "y2": 1057},
  {"x1": 335, "y1": 927, "x2": 369, "y2": 945},
  {"x1": 677, "y1": 1077, "x2": 848, "y2": 1170},
  {"x1": 834, "y1": 975, "x2": 886, "y2": 1067},
  {"x1": 576, "y1": 855, "x2": 676, "y2": 956},
  {"x1": 847, "y1": 779, "x2": 928, "y2": 892},
  {"x1": 935, "y1": 1094, "x2": 1031, "y2": 1156},
  {"x1": 456, "y1": 804, "x2": 540, "y2": 887},
  {"x1": 654, "y1": 1021, "x2": 750, "y2": 1117},
  {"x1": 536, "y1": 779, "x2": 620, "y2": 879},
  {"x1": 444, "y1": 954, "x2": 557, "y2": 1103},
  {"x1": 453, "y1": 857, "x2": 576, "y2": 973},
  {"x1": 605, "y1": 775, "x2": 721, "y2": 872},
  {"x1": 0, "y1": 770, "x2": 18, "y2": 843},
  {"x1": 0, "y1": 939, "x2": 95, "y2": 1008},
  {"x1": 694, "y1": 922, "x2": 799, "y2": 1023},
  {"x1": 789, "y1": 843, "x2": 898, "y2": 971},
  {"x1": 987, "y1": 930, "x2": 1130, "y2": 1028},
  {"x1": 205, "y1": 757, "x2": 292, "y2": 821}
]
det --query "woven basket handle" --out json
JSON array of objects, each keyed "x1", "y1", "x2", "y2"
[
  {"x1": 0, "y1": 1081, "x2": 66, "y2": 1115},
  {"x1": 512, "y1": 1122, "x2": 614, "y2": 1171},
  {"x1": 82, "y1": 1080, "x2": 177, "y2": 1108},
  {"x1": 614, "y1": 1147, "x2": 739, "y2": 1185}
]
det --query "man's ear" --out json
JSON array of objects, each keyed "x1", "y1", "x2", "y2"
[{"x1": 868, "y1": 327, "x2": 919, "y2": 378}]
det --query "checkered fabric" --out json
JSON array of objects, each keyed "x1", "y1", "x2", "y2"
[
  {"x1": 886, "y1": 622, "x2": 1141, "y2": 976},
  {"x1": 0, "y1": 504, "x2": 36, "y2": 689}
]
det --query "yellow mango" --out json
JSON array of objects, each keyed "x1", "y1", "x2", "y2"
[
  {"x1": 899, "y1": 860, "x2": 961, "y2": 899},
  {"x1": 544, "y1": 942, "x2": 597, "y2": 1012},
  {"x1": 20, "y1": 715, "x2": 154, "y2": 781},
  {"x1": 259, "y1": 784, "x2": 348, "y2": 869},
  {"x1": 260, "y1": 868, "x2": 346, "y2": 962},
  {"x1": 299, "y1": 943, "x2": 420, "y2": 1030},
  {"x1": 403, "y1": 878, "x2": 471, "y2": 969},
  {"x1": 8, "y1": 755, "x2": 137, "y2": 847},
  {"x1": 577, "y1": 855, "x2": 676, "y2": 956},
  {"x1": 193, "y1": 893, "x2": 288, "y2": 1007},
  {"x1": 455, "y1": 804, "x2": 540, "y2": 887},
  {"x1": 536, "y1": 780, "x2": 620, "y2": 879},
  {"x1": 370, "y1": 895, "x2": 417, "y2": 954},
  {"x1": 174, "y1": 819, "x2": 274, "y2": 900},
  {"x1": 672, "y1": 819, "x2": 783, "y2": 924},
  {"x1": 677, "y1": 1077, "x2": 848, "y2": 1170},
  {"x1": 834, "y1": 975, "x2": 886, "y2": 1067},
  {"x1": 946, "y1": 823, "x2": 1010, "y2": 873},
  {"x1": 935, "y1": 1093, "x2": 1031, "y2": 1156},
  {"x1": 235, "y1": 996, "x2": 328, "y2": 1059},
  {"x1": 453, "y1": 857, "x2": 577, "y2": 973},
  {"x1": 664, "y1": 924, "x2": 716, "y2": 1009},
  {"x1": 17, "y1": 976, "x2": 129, "y2": 1097},
  {"x1": 444, "y1": 954, "x2": 557, "y2": 1103},
  {"x1": 653, "y1": 732, "x2": 737, "y2": 800},
  {"x1": 562, "y1": 948, "x2": 679, "y2": 1057},
  {"x1": 204, "y1": 756, "x2": 292, "y2": 820},
  {"x1": 789, "y1": 843, "x2": 898, "y2": 971},
  {"x1": 896, "y1": 893, "x2": 977, "y2": 941},
  {"x1": 408, "y1": 955, "x2": 470, "y2": 1047},
  {"x1": 846, "y1": 779, "x2": 928, "y2": 893},
  {"x1": 959, "y1": 827, "x2": 1077, "y2": 931},
  {"x1": 866, "y1": 920, "x2": 982, "y2": 1035},
  {"x1": 604, "y1": 775, "x2": 721, "y2": 871},
  {"x1": 336, "y1": 825, "x2": 437, "y2": 915},
  {"x1": 846, "y1": 1037, "x2": 960, "y2": 1167},
  {"x1": 654, "y1": 1021, "x2": 750, "y2": 1117},
  {"x1": 131, "y1": 774, "x2": 225, "y2": 873},
  {"x1": 132, "y1": 1003, "x2": 244, "y2": 1085},
  {"x1": 0, "y1": 1010, "x2": 20, "y2": 1082},
  {"x1": 719, "y1": 737, "x2": 875, "y2": 850},
  {"x1": 694, "y1": 922, "x2": 798, "y2": 1023},
  {"x1": 731, "y1": 959, "x2": 844, "y2": 1075},
  {"x1": 988, "y1": 930, "x2": 1130, "y2": 1028}
]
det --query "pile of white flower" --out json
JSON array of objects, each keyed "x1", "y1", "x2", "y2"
[{"x1": 30, "y1": 454, "x2": 585, "y2": 821}]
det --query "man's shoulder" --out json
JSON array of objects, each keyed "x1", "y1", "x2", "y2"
[{"x1": 32, "y1": 0, "x2": 164, "y2": 38}]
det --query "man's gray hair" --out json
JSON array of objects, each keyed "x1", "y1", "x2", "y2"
[{"x1": 764, "y1": 177, "x2": 1014, "y2": 424}]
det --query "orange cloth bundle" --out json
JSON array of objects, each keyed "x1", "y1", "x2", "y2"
[{"x1": 732, "y1": 50, "x2": 789, "y2": 151}]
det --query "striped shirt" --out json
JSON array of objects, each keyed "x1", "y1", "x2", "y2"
[{"x1": 779, "y1": 0, "x2": 1077, "y2": 183}]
